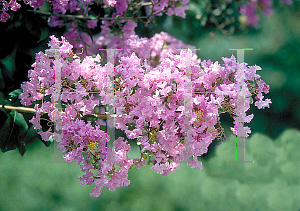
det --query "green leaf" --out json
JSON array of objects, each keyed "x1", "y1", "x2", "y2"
[
  {"x1": 38, "y1": 27, "x2": 49, "y2": 43},
  {"x1": 8, "y1": 89, "x2": 22, "y2": 98},
  {"x1": 99, "y1": 125, "x2": 107, "y2": 131},
  {"x1": 23, "y1": 125, "x2": 39, "y2": 145},
  {"x1": 0, "y1": 91, "x2": 6, "y2": 105},
  {"x1": 2, "y1": 47, "x2": 16, "y2": 73},
  {"x1": 0, "y1": 111, "x2": 30, "y2": 154},
  {"x1": 76, "y1": 20, "x2": 93, "y2": 45},
  {"x1": 11, "y1": 111, "x2": 28, "y2": 132},
  {"x1": 11, "y1": 111, "x2": 28, "y2": 155},
  {"x1": 165, "y1": 103, "x2": 172, "y2": 110},
  {"x1": 18, "y1": 141, "x2": 26, "y2": 156},
  {"x1": 0, "y1": 110, "x2": 8, "y2": 129},
  {"x1": 81, "y1": 114, "x2": 98, "y2": 127},
  {"x1": 94, "y1": 106, "x2": 101, "y2": 114},
  {"x1": 0, "y1": 113, "x2": 14, "y2": 153}
]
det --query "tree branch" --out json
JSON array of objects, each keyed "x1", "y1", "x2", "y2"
[
  {"x1": 26, "y1": 9, "x2": 152, "y2": 21},
  {"x1": 0, "y1": 105, "x2": 36, "y2": 113},
  {"x1": 0, "y1": 105, "x2": 116, "y2": 120}
]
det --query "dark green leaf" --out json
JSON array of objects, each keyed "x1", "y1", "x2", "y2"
[
  {"x1": 8, "y1": 89, "x2": 22, "y2": 98},
  {"x1": 38, "y1": 27, "x2": 49, "y2": 43},
  {"x1": 11, "y1": 111, "x2": 28, "y2": 132},
  {"x1": 94, "y1": 106, "x2": 101, "y2": 114},
  {"x1": 81, "y1": 114, "x2": 98, "y2": 127},
  {"x1": 24, "y1": 14, "x2": 41, "y2": 41},
  {"x1": 18, "y1": 141, "x2": 26, "y2": 156},
  {"x1": 0, "y1": 68, "x2": 5, "y2": 89},
  {"x1": 23, "y1": 125, "x2": 39, "y2": 145},
  {"x1": 76, "y1": 20, "x2": 93, "y2": 45},
  {"x1": 0, "y1": 61, "x2": 14, "y2": 88},
  {"x1": 0, "y1": 110, "x2": 32, "y2": 154},
  {"x1": 0, "y1": 91, "x2": 6, "y2": 105},
  {"x1": 99, "y1": 125, "x2": 107, "y2": 131},
  {"x1": 0, "y1": 113, "x2": 14, "y2": 152},
  {"x1": 0, "y1": 110, "x2": 8, "y2": 129},
  {"x1": 11, "y1": 111, "x2": 28, "y2": 154}
]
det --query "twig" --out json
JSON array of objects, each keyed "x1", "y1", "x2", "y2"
[
  {"x1": 0, "y1": 105, "x2": 36, "y2": 113},
  {"x1": 26, "y1": 9, "x2": 152, "y2": 21},
  {"x1": 0, "y1": 105, "x2": 116, "y2": 120}
]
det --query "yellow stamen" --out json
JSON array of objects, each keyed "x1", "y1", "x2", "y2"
[
  {"x1": 207, "y1": 125, "x2": 217, "y2": 133},
  {"x1": 196, "y1": 110, "x2": 204, "y2": 121},
  {"x1": 150, "y1": 132, "x2": 157, "y2": 142},
  {"x1": 88, "y1": 141, "x2": 99, "y2": 153}
]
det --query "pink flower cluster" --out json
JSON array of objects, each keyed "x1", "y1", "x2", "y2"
[
  {"x1": 239, "y1": 0, "x2": 293, "y2": 28},
  {"x1": 151, "y1": 0, "x2": 190, "y2": 18},
  {"x1": 19, "y1": 35, "x2": 271, "y2": 196},
  {"x1": 0, "y1": 0, "x2": 20, "y2": 22},
  {"x1": 67, "y1": 17, "x2": 200, "y2": 66},
  {"x1": 61, "y1": 120, "x2": 132, "y2": 197}
]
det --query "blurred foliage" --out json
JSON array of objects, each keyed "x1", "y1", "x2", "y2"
[{"x1": 1, "y1": 129, "x2": 300, "y2": 210}]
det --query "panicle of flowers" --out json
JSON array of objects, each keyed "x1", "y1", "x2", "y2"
[
  {"x1": 19, "y1": 35, "x2": 271, "y2": 197},
  {"x1": 88, "y1": 19, "x2": 200, "y2": 68}
]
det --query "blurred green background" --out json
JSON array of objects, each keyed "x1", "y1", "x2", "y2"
[{"x1": 1, "y1": 1, "x2": 300, "y2": 211}]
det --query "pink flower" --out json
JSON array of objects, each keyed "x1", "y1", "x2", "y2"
[
  {"x1": 113, "y1": 137, "x2": 131, "y2": 151},
  {"x1": 240, "y1": 3, "x2": 259, "y2": 28},
  {"x1": 89, "y1": 186, "x2": 103, "y2": 197},
  {"x1": 9, "y1": 0, "x2": 21, "y2": 11},
  {"x1": 63, "y1": 150, "x2": 76, "y2": 162},
  {"x1": 87, "y1": 20, "x2": 98, "y2": 29},
  {"x1": 115, "y1": 0, "x2": 128, "y2": 15},
  {"x1": 151, "y1": 163, "x2": 166, "y2": 174},
  {"x1": 19, "y1": 34, "x2": 271, "y2": 197},
  {"x1": 103, "y1": 0, "x2": 116, "y2": 7},
  {"x1": 187, "y1": 155, "x2": 203, "y2": 169},
  {"x1": 230, "y1": 122, "x2": 251, "y2": 138},
  {"x1": 79, "y1": 171, "x2": 94, "y2": 185},
  {"x1": 25, "y1": 0, "x2": 44, "y2": 9},
  {"x1": 166, "y1": 0, "x2": 190, "y2": 18},
  {"x1": 29, "y1": 116, "x2": 42, "y2": 130},
  {"x1": 0, "y1": 11, "x2": 9, "y2": 22},
  {"x1": 48, "y1": 16, "x2": 64, "y2": 27},
  {"x1": 256, "y1": 79, "x2": 270, "y2": 94},
  {"x1": 38, "y1": 130, "x2": 52, "y2": 141},
  {"x1": 255, "y1": 93, "x2": 272, "y2": 109}
]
